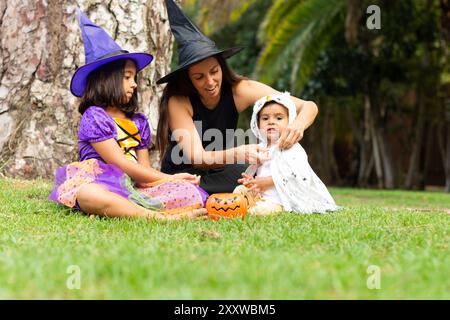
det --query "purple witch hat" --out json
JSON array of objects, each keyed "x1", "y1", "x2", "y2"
[{"x1": 70, "y1": 9, "x2": 153, "y2": 97}]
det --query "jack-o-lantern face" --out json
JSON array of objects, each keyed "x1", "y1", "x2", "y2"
[{"x1": 206, "y1": 193, "x2": 247, "y2": 220}]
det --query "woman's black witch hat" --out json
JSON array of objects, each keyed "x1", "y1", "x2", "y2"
[{"x1": 156, "y1": 0, "x2": 244, "y2": 84}]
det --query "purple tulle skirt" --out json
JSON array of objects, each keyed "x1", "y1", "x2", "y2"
[{"x1": 49, "y1": 159, "x2": 209, "y2": 213}]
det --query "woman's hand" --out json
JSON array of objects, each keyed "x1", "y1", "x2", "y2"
[
  {"x1": 172, "y1": 173, "x2": 201, "y2": 185},
  {"x1": 277, "y1": 123, "x2": 305, "y2": 150},
  {"x1": 235, "y1": 144, "x2": 270, "y2": 165}
]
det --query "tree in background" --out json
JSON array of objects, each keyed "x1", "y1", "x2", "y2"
[{"x1": 0, "y1": 0, "x2": 172, "y2": 178}]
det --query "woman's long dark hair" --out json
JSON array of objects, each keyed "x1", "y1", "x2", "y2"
[
  {"x1": 156, "y1": 55, "x2": 246, "y2": 161},
  {"x1": 78, "y1": 59, "x2": 139, "y2": 118}
]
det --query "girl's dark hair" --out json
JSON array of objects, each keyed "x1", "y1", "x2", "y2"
[
  {"x1": 78, "y1": 59, "x2": 139, "y2": 117},
  {"x1": 156, "y1": 55, "x2": 246, "y2": 160}
]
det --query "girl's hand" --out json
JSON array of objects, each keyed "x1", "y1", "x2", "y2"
[
  {"x1": 136, "y1": 181, "x2": 154, "y2": 188},
  {"x1": 277, "y1": 123, "x2": 305, "y2": 150},
  {"x1": 172, "y1": 173, "x2": 201, "y2": 185},
  {"x1": 235, "y1": 144, "x2": 270, "y2": 165}
]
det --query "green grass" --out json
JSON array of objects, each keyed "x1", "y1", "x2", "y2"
[{"x1": 0, "y1": 178, "x2": 449, "y2": 299}]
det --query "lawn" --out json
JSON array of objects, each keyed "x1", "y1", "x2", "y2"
[{"x1": 0, "y1": 178, "x2": 448, "y2": 299}]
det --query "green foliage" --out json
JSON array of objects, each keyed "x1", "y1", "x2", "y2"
[
  {"x1": 0, "y1": 178, "x2": 449, "y2": 298},
  {"x1": 175, "y1": 0, "x2": 449, "y2": 188},
  {"x1": 210, "y1": 0, "x2": 272, "y2": 77},
  {"x1": 229, "y1": 0, "x2": 259, "y2": 23},
  {"x1": 209, "y1": 0, "x2": 273, "y2": 129},
  {"x1": 255, "y1": 0, "x2": 345, "y2": 93},
  {"x1": 302, "y1": 0, "x2": 444, "y2": 103},
  {"x1": 257, "y1": 0, "x2": 300, "y2": 43}
]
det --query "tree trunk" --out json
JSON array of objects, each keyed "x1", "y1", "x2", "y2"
[
  {"x1": 0, "y1": 0, "x2": 173, "y2": 178},
  {"x1": 445, "y1": 122, "x2": 450, "y2": 192},
  {"x1": 440, "y1": 0, "x2": 450, "y2": 192},
  {"x1": 437, "y1": 104, "x2": 450, "y2": 192},
  {"x1": 320, "y1": 102, "x2": 341, "y2": 185},
  {"x1": 345, "y1": 0, "x2": 362, "y2": 46},
  {"x1": 405, "y1": 90, "x2": 426, "y2": 190},
  {"x1": 405, "y1": 39, "x2": 435, "y2": 190},
  {"x1": 369, "y1": 114, "x2": 383, "y2": 189},
  {"x1": 375, "y1": 99, "x2": 395, "y2": 189},
  {"x1": 376, "y1": 128, "x2": 395, "y2": 189}
]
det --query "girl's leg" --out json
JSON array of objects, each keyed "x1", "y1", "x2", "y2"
[{"x1": 76, "y1": 183, "x2": 205, "y2": 220}]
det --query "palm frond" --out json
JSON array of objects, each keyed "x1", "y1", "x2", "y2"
[
  {"x1": 257, "y1": 0, "x2": 300, "y2": 43},
  {"x1": 291, "y1": 4, "x2": 345, "y2": 92},
  {"x1": 229, "y1": 0, "x2": 260, "y2": 23},
  {"x1": 255, "y1": 0, "x2": 345, "y2": 92}
]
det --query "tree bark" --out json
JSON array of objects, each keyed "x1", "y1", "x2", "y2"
[
  {"x1": 445, "y1": 122, "x2": 450, "y2": 192},
  {"x1": 345, "y1": 0, "x2": 362, "y2": 46},
  {"x1": 405, "y1": 91, "x2": 426, "y2": 190},
  {"x1": 357, "y1": 94, "x2": 373, "y2": 187},
  {"x1": 0, "y1": 0, "x2": 173, "y2": 178},
  {"x1": 376, "y1": 101, "x2": 396, "y2": 189},
  {"x1": 405, "y1": 39, "x2": 435, "y2": 190},
  {"x1": 317, "y1": 101, "x2": 340, "y2": 185},
  {"x1": 369, "y1": 112, "x2": 383, "y2": 188},
  {"x1": 376, "y1": 127, "x2": 395, "y2": 189},
  {"x1": 437, "y1": 104, "x2": 450, "y2": 192}
]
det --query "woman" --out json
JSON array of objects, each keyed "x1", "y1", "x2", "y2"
[{"x1": 156, "y1": 0, "x2": 318, "y2": 194}]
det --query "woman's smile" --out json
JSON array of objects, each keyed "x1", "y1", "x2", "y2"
[{"x1": 205, "y1": 86, "x2": 218, "y2": 96}]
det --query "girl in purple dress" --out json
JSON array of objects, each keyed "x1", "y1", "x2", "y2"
[{"x1": 49, "y1": 10, "x2": 208, "y2": 220}]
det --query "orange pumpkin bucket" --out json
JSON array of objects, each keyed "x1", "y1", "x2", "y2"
[{"x1": 206, "y1": 193, "x2": 248, "y2": 220}]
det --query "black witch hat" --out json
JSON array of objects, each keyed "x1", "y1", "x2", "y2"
[{"x1": 156, "y1": 0, "x2": 244, "y2": 84}]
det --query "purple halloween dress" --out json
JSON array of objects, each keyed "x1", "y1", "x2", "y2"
[{"x1": 49, "y1": 106, "x2": 208, "y2": 213}]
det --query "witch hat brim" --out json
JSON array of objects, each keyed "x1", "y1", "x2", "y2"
[
  {"x1": 156, "y1": 0, "x2": 244, "y2": 85},
  {"x1": 156, "y1": 46, "x2": 243, "y2": 84},
  {"x1": 70, "y1": 9, "x2": 153, "y2": 97},
  {"x1": 70, "y1": 52, "x2": 153, "y2": 97}
]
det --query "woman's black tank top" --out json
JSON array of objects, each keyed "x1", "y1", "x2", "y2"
[{"x1": 161, "y1": 83, "x2": 239, "y2": 173}]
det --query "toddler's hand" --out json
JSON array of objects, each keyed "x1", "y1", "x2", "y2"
[
  {"x1": 238, "y1": 172, "x2": 254, "y2": 186},
  {"x1": 240, "y1": 175, "x2": 273, "y2": 193},
  {"x1": 172, "y1": 173, "x2": 201, "y2": 185},
  {"x1": 235, "y1": 144, "x2": 270, "y2": 165}
]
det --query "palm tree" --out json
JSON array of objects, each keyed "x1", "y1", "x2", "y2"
[
  {"x1": 254, "y1": 0, "x2": 346, "y2": 93},
  {"x1": 184, "y1": 0, "x2": 354, "y2": 93}
]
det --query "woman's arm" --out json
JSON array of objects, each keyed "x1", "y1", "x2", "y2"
[
  {"x1": 92, "y1": 139, "x2": 170, "y2": 183},
  {"x1": 135, "y1": 148, "x2": 200, "y2": 186},
  {"x1": 234, "y1": 79, "x2": 319, "y2": 149},
  {"x1": 167, "y1": 95, "x2": 268, "y2": 169}
]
